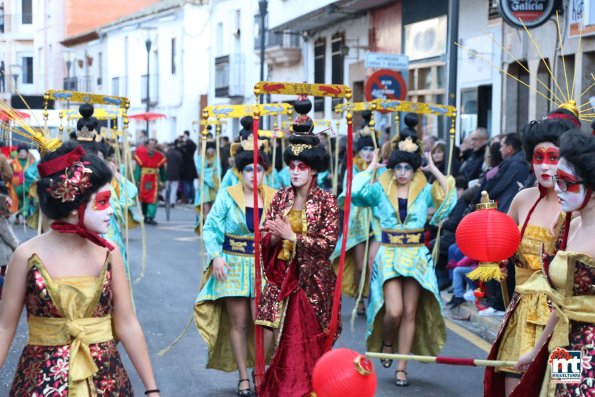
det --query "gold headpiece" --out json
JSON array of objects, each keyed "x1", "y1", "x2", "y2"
[
  {"x1": 559, "y1": 100, "x2": 580, "y2": 118},
  {"x1": 289, "y1": 143, "x2": 314, "y2": 156},
  {"x1": 77, "y1": 125, "x2": 96, "y2": 141},
  {"x1": 398, "y1": 137, "x2": 419, "y2": 153}
]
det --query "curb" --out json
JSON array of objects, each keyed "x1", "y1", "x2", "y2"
[{"x1": 442, "y1": 291, "x2": 502, "y2": 344}]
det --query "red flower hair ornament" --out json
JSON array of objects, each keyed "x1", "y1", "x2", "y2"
[{"x1": 48, "y1": 161, "x2": 92, "y2": 202}]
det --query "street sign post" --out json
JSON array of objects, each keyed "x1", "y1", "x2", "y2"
[
  {"x1": 365, "y1": 52, "x2": 409, "y2": 70},
  {"x1": 364, "y1": 69, "x2": 407, "y2": 102}
]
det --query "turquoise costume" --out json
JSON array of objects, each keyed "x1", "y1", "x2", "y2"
[
  {"x1": 194, "y1": 183, "x2": 276, "y2": 371},
  {"x1": 194, "y1": 154, "x2": 220, "y2": 207},
  {"x1": 352, "y1": 169, "x2": 456, "y2": 356}
]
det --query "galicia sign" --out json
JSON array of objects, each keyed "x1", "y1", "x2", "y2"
[
  {"x1": 364, "y1": 69, "x2": 407, "y2": 102},
  {"x1": 499, "y1": 0, "x2": 558, "y2": 29}
]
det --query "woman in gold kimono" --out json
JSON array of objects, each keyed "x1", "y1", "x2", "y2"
[{"x1": 0, "y1": 141, "x2": 160, "y2": 396}]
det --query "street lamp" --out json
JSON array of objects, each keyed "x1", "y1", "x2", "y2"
[
  {"x1": 62, "y1": 50, "x2": 74, "y2": 90},
  {"x1": 142, "y1": 27, "x2": 157, "y2": 135},
  {"x1": 258, "y1": 0, "x2": 268, "y2": 128},
  {"x1": 9, "y1": 63, "x2": 22, "y2": 92}
]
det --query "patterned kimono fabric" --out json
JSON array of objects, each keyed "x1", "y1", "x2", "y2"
[
  {"x1": 350, "y1": 169, "x2": 456, "y2": 357},
  {"x1": 484, "y1": 214, "x2": 563, "y2": 396},
  {"x1": 10, "y1": 254, "x2": 132, "y2": 396},
  {"x1": 134, "y1": 148, "x2": 166, "y2": 220},
  {"x1": 194, "y1": 183, "x2": 276, "y2": 371},
  {"x1": 511, "y1": 251, "x2": 595, "y2": 397},
  {"x1": 256, "y1": 185, "x2": 340, "y2": 397}
]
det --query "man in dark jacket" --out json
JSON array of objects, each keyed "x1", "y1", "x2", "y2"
[
  {"x1": 484, "y1": 132, "x2": 529, "y2": 213},
  {"x1": 179, "y1": 130, "x2": 198, "y2": 203},
  {"x1": 166, "y1": 141, "x2": 183, "y2": 205},
  {"x1": 458, "y1": 128, "x2": 489, "y2": 181}
]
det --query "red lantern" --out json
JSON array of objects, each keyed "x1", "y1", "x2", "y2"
[
  {"x1": 311, "y1": 348, "x2": 377, "y2": 397},
  {"x1": 456, "y1": 192, "x2": 521, "y2": 281}
]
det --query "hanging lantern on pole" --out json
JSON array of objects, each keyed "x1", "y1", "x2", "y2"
[
  {"x1": 456, "y1": 191, "x2": 521, "y2": 282},
  {"x1": 311, "y1": 348, "x2": 377, "y2": 397}
]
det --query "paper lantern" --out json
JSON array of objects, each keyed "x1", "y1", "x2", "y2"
[
  {"x1": 311, "y1": 348, "x2": 377, "y2": 397},
  {"x1": 456, "y1": 192, "x2": 521, "y2": 281}
]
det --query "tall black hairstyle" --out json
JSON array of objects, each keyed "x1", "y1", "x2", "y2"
[
  {"x1": 559, "y1": 128, "x2": 595, "y2": 190},
  {"x1": 521, "y1": 118, "x2": 574, "y2": 162},
  {"x1": 38, "y1": 141, "x2": 114, "y2": 220},
  {"x1": 76, "y1": 104, "x2": 99, "y2": 135},
  {"x1": 233, "y1": 115, "x2": 269, "y2": 172},
  {"x1": 387, "y1": 112, "x2": 422, "y2": 170},
  {"x1": 356, "y1": 110, "x2": 376, "y2": 151},
  {"x1": 75, "y1": 103, "x2": 111, "y2": 157},
  {"x1": 283, "y1": 97, "x2": 330, "y2": 173}
]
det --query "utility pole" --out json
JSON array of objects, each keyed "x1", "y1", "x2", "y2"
[
  {"x1": 446, "y1": 0, "x2": 459, "y2": 140},
  {"x1": 259, "y1": 0, "x2": 268, "y2": 129}
]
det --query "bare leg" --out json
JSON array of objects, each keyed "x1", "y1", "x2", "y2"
[
  {"x1": 504, "y1": 375, "x2": 520, "y2": 396},
  {"x1": 354, "y1": 242, "x2": 367, "y2": 311},
  {"x1": 367, "y1": 241, "x2": 380, "y2": 273},
  {"x1": 203, "y1": 202, "x2": 212, "y2": 219},
  {"x1": 395, "y1": 277, "x2": 422, "y2": 382},
  {"x1": 225, "y1": 297, "x2": 252, "y2": 389},
  {"x1": 382, "y1": 278, "x2": 404, "y2": 348}
]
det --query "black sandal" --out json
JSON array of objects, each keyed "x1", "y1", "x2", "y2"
[
  {"x1": 395, "y1": 370, "x2": 409, "y2": 387},
  {"x1": 237, "y1": 379, "x2": 252, "y2": 397},
  {"x1": 380, "y1": 342, "x2": 393, "y2": 368},
  {"x1": 356, "y1": 300, "x2": 366, "y2": 316}
]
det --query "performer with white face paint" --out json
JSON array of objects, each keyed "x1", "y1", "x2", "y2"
[
  {"x1": 0, "y1": 140, "x2": 160, "y2": 396},
  {"x1": 513, "y1": 129, "x2": 595, "y2": 396},
  {"x1": 484, "y1": 108, "x2": 579, "y2": 397}
]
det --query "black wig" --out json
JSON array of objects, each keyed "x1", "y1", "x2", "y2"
[
  {"x1": 38, "y1": 141, "x2": 113, "y2": 220},
  {"x1": 559, "y1": 128, "x2": 595, "y2": 190},
  {"x1": 387, "y1": 112, "x2": 422, "y2": 170},
  {"x1": 521, "y1": 118, "x2": 572, "y2": 162}
]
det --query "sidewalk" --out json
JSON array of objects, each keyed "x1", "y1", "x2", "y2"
[{"x1": 441, "y1": 291, "x2": 502, "y2": 344}]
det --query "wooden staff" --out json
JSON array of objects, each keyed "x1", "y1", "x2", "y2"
[{"x1": 366, "y1": 352, "x2": 516, "y2": 368}]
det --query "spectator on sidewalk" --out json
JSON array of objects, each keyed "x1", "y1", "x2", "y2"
[
  {"x1": 458, "y1": 128, "x2": 489, "y2": 182},
  {"x1": 0, "y1": 194, "x2": 19, "y2": 300},
  {"x1": 446, "y1": 254, "x2": 478, "y2": 309}
]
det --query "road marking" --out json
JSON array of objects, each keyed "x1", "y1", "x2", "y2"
[
  {"x1": 174, "y1": 236, "x2": 200, "y2": 241},
  {"x1": 445, "y1": 319, "x2": 491, "y2": 353}
]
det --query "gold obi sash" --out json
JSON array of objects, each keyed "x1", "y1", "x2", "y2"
[
  {"x1": 28, "y1": 314, "x2": 113, "y2": 382},
  {"x1": 141, "y1": 168, "x2": 158, "y2": 176},
  {"x1": 380, "y1": 228, "x2": 425, "y2": 247},
  {"x1": 222, "y1": 234, "x2": 255, "y2": 256},
  {"x1": 515, "y1": 266, "x2": 538, "y2": 286}
]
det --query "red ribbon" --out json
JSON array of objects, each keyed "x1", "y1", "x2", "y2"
[
  {"x1": 50, "y1": 204, "x2": 114, "y2": 251},
  {"x1": 546, "y1": 112, "x2": 580, "y2": 127},
  {"x1": 435, "y1": 356, "x2": 477, "y2": 366},
  {"x1": 252, "y1": 113, "x2": 265, "y2": 389},
  {"x1": 38, "y1": 145, "x2": 87, "y2": 177}
]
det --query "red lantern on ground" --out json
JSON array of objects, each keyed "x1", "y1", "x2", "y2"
[
  {"x1": 456, "y1": 191, "x2": 521, "y2": 281},
  {"x1": 311, "y1": 348, "x2": 377, "y2": 397}
]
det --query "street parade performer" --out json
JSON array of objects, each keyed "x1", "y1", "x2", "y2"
[
  {"x1": 0, "y1": 140, "x2": 160, "y2": 396},
  {"x1": 512, "y1": 128, "x2": 595, "y2": 397},
  {"x1": 256, "y1": 96, "x2": 340, "y2": 397},
  {"x1": 354, "y1": 118, "x2": 456, "y2": 387},
  {"x1": 194, "y1": 135, "x2": 276, "y2": 397},
  {"x1": 331, "y1": 110, "x2": 379, "y2": 315},
  {"x1": 135, "y1": 138, "x2": 166, "y2": 225},
  {"x1": 484, "y1": 106, "x2": 579, "y2": 396}
]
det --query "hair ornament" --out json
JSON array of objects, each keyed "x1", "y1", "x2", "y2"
[
  {"x1": 398, "y1": 137, "x2": 419, "y2": 153},
  {"x1": 289, "y1": 143, "x2": 314, "y2": 156},
  {"x1": 48, "y1": 161, "x2": 93, "y2": 202}
]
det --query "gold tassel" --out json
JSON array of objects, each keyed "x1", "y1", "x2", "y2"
[{"x1": 465, "y1": 262, "x2": 505, "y2": 282}]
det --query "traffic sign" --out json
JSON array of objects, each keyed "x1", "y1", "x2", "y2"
[
  {"x1": 365, "y1": 52, "x2": 409, "y2": 70},
  {"x1": 364, "y1": 69, "x2": 407, "y2": 102}
]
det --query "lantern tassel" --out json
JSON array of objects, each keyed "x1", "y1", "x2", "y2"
[{"x1": 465, "y1": 262, "x2": 505, "y2": 282}]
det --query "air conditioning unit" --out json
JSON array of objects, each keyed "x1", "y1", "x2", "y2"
[{"x1": 404, "y1": 16, "x2": 447, "y2": 61}]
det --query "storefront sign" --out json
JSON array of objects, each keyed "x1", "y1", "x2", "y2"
[
  {"x1": 365, "y1": 52, "x2": 409, "y2": 70},
  {"x1": 499, "y1": 0, "x2": 557, "y2": 29},
  {"x1": 364, "y1": 69, "x2": 407, "y2": 102},
  {"x1": 569, "y1": 0, "x2": 595, "y2": 37}
]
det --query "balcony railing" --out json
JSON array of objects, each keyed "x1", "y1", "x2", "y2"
[
  {"x1": 254, "y1": 30, "x2": 301, "y2": 51},
  {"x1": 141, "y1": 74, "x2": 159, "y2": 105},
  {"x1": 215, "y1": 54, "x2": 245, "y2": 98},
  {"x1": 63, "y1": 76, "x2": 91, "y2": 92}
]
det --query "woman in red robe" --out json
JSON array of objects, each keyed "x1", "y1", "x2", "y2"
[{"x1": 256, "y1": 97, "x2": 340, "y2": 397}]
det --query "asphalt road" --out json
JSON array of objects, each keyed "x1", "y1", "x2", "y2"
[{"x1": 0, "y1": 205, "x2": 490, "y2": 396}]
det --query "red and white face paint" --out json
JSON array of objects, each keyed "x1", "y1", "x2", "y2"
[
  {"x1": 289, "y1": 160, "x2": 316, "y2": 189},
  {"x1": 532, "y1": 142, "x2": 559, "y2": 189},
  {"x1": 554, "y1": 158, "x2": 588, "y2": 212},
  {"x1": 84, "y1": 184, "x2": 114, "y2": 234}
]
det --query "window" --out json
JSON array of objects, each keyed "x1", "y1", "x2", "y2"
[
  {"x1": 22, "y1": 0, "x2": 32, "y2": 24},
  {"x1": 112, "y1": 77, "x2": 120, "y2": 96},
  {"x1": 331, "y1": 32, "x2": 345, "y2": 108},
  {"x1": 407, "y1": 62, "x2": 447, "y2": 138},
  {"x1": 313, "y1": 38, "x2": 326, "y2": 112},
  {"x1": 97, "y1": 52, "x2": 103, "y2": 86},
  {"x1": 171, "y1": 38, "x2": 176, "y2": 75},
  {"x1": 22, "y1": 56, "x2": 33, "y2": 84},
  {"x1": 488, "y1": 0, "x2": 500, "y2": 20}
]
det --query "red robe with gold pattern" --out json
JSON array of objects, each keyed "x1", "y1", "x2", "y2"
[
  {"x1": 256, "y1": 184, "x2": 340, "y2": 397},
  {"x1": 134, "y1": 147, "x2": 166, "y2": 204}
]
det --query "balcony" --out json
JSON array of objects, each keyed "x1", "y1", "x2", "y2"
[
  {"x1": 141, "y1": 74, "x2": 158, "y2": 105},
  {"x1": 254, "y1": 31, "x2": 301, "y2": 66},
  {"x1": 214, "y1": 54, "x2": 245, "y2": 98},
  {"x1": 63, "y1": 76, "x2": 91, "y2": 92}
]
